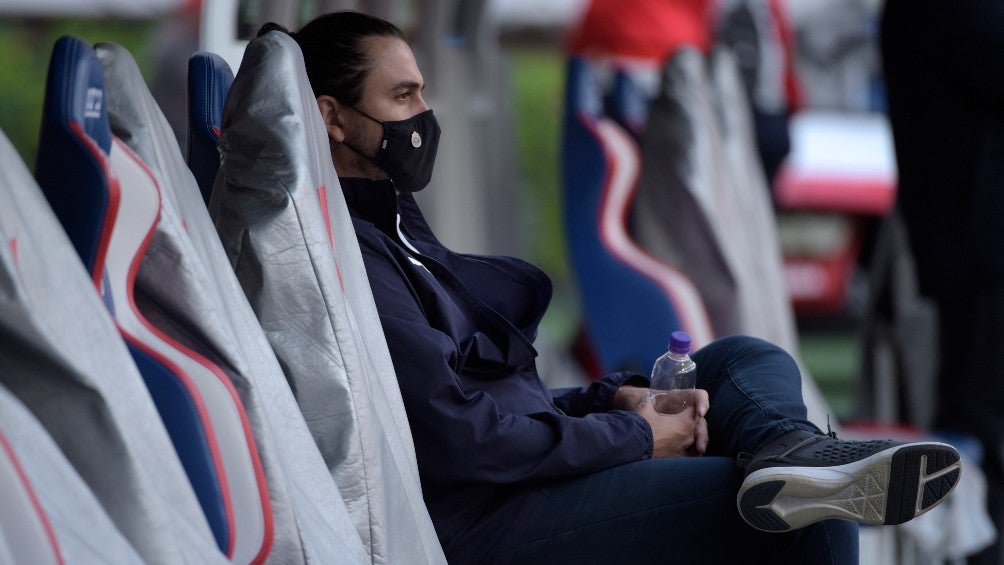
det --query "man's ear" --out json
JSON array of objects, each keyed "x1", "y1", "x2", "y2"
[{"x1": 316, "y1": 95, "x2": 346, "y2": 143}]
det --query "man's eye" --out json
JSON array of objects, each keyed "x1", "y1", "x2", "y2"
[{"x1": 397, "y1": 92, "x2": 410, "y2": 100}]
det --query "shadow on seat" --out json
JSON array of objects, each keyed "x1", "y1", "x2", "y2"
[{"x1": 0, "y1": 382, "x2": 145, "y2": 564}]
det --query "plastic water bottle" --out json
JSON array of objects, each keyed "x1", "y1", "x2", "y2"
[{"x1": 647, "y1": 331, "x2": 696, "y2": 413}]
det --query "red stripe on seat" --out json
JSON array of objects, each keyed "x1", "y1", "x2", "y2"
[
  {"x1": 317, "y1": 185, "x2": 345, "y2": 290},
  {"x1": 582, "y1": 114, "x2": 714, "y2": 346},
  {"x1": 114, "y1": 139, "x2": 274, "y2": 561},
  {"x1": 69, "y1": 121, "x2": 121, "y2": 288},
  {"x1": 0, "y1": 431, "x2": 64, "y2": 565}
]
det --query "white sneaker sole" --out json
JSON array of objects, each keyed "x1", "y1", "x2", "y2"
[{"x1": 737, "y1": 442, "x2": 961, "y2": 532}]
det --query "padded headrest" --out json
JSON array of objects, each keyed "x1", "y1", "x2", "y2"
[
  {"x1": 187, "y1": 52, "x2": 233, "y2": 204},
  {"x1": 218, "y1": 31, "x2": 337, "y2": 200},
  {"x1": 39, "y1": 36, "x2": 111, "y2": 152},
  {"x1": 96, "y1": 42, "x2": 177, "y2": 168},
  {"x1": 35, "y1": 35, "x2": 115, "y2": 279},
  {"x1": 565, "y1": 57, "x2": 604, "y2": 120},
  {"x1": 609, "y1": 70, "x2": 649, "y2": 138}
]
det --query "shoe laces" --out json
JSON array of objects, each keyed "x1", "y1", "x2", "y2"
[{"x1": 826, "y1": 415, "x2": 838, "y2": 439}]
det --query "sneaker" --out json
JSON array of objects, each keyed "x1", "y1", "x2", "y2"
[{"x1": 736, "y1": 430, "x2": 962, "y2": 533}]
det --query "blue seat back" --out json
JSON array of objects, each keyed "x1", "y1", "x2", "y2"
[
  {"x1": 35, "y1": 36, "x2": 115, "y2": 285},
  {"x1": 607, "y1": 69, "x2": 650, "y2": 140},
  {"x1": 186, "y1": 51, "x2": 233, "y2": 204},
  {"x1": 35, "y1": 35, "x2": 231, "y2": 555}
]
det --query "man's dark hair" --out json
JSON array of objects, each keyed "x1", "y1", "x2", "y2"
[{"x1": 260, "y1": 11, "x2": 406, "y2": 106}]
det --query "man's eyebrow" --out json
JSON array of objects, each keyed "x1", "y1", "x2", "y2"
[{"x1": 389, "y1": 80, "x2": 425, "y2": 92}]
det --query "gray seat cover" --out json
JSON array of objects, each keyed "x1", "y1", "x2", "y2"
[
  {"x1": 212, "y1": 31, "x2": 445, "y2": 565},
  {"x1": 632, "y1": 48, "x2": 742, "y2": 340},
  {"x1": 708, "y1": 48, "x2": 799, "y2": 353},
  {"x1": 633, "y1": 48, "x2": 831, "y2": 428},
  {"x1": 0, "y1": 129, "x2": 224, "y2": 564},
  {"x1": 0, "y1": 383, "x2": 143, "y2": 564},
  {"x1": 94, "y1": 42, "x2": 368, "y2": 564},
  {"x1": 707, "y1": 49, "x2": 832, "y2": 426}
]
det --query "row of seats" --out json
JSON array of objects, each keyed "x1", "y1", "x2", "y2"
[
  {"x1": 560, "y1": 50, "x2": 825, "y2": 423},
  {"x1": 0, "y1": 32, "x2": 446, "y2": 564},
  {"x1": 559, "y1": 49, "x2": 997, "y2": 561}
]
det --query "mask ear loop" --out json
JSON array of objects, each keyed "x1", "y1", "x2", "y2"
[
  {"x1": 350, "y1": 105, "x2": 384, "y2": 125},
  {"x1": 340, "y1": 105, "x2": 387, "y2": 161}
]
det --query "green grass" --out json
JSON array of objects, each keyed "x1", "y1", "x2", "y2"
[
  {"x1": 0, "y1": 19, "x2": 156, "y2": 168},
  {"x1": 510, "y1": 48, "x2": 579, "y2": 340},
  {"x1": 799, "y1": 331, "x2": 859, "y2": 421},
  {"x1": 510, "y1": 48, "x2": 566, "y2": 280}
]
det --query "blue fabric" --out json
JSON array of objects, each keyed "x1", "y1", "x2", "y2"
[
  {"x1": 512, "y1": 335, "x2": 850, "y2": 564},
  {"x1": 126, "y1": 342, "x2": 230, "y2": 552},
  {"x1": 186, "y1": 51, "x2": 233, "y2": 204},
  {"x1": 512, "y1": 458, "x2": 857, "y2": 564},
  {"x1": 35, "y1": 35, "x2": 114, "y2": 275}
]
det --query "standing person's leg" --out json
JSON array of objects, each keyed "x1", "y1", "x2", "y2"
[
  {"x1": 510, "y1": 457, "x2": 858, "y2": 565},
  {"x1": 937, "y1": 290, "x2": 1004, "y2": 565}
]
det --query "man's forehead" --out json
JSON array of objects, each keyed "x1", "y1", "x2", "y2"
[{"x1": 364, "y1": 36, "x2": 425, "y2": 93}]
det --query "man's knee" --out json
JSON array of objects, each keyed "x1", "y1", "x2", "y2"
[{"x1": 699, "y1": 335, "x2": 797, "y2": 368}]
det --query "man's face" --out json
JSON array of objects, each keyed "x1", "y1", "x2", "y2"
[
  {"x1": 358, "y1": 36, "x2": 428, "y2": 122},
  {"x1": 341, "y1": 36, "x2": 429, "y2": 165}
]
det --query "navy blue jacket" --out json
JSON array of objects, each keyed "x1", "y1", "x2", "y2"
[{"x1": 340, "y1": 178, "x2": 653, "y2": 564}]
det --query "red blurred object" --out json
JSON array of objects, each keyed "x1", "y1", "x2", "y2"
[
  {"x1": 566, "y1": 0, "x2": 713, "y2": 60},
  {"x1": 774, "y1": 111, "x2": 897, "y2": 316}
]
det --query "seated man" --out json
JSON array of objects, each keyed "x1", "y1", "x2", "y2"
[{"x1": 262, "y1": 12, "x2": 961, "y2": 564}]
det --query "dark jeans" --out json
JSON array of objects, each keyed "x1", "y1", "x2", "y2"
[{"x1": 512, "y1": 336, "x2": 859, "y2": 564}]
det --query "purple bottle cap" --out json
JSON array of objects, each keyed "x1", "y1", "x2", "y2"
[{"x1": 669, "y1": 331, "x2": 692, "y2": 354}]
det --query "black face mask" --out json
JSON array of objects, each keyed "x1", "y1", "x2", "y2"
[{"x1": 350, "y1": 107, "x2": 441, "y2": 193}]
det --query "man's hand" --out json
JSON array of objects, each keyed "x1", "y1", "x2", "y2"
[
  {"x1": 612, "y1": 385, "x2": 648, "y2": 411},
  {"x1": 635, "y1": 389, "x2": 710, "y2": 458}
]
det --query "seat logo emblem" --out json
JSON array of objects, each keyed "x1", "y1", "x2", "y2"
[{"x1": 84, "y1": 87, "x2": 103, "y2": 119}]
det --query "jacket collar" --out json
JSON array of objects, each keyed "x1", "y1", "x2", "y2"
[
  {"x1": 340, "y1": 177, "x2": 441, "y2": 249},
  {"x1": 339, "y1": 177, "x2": 399, "y2": 236}
]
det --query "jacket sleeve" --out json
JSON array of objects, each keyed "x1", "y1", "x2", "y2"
[
  {"x1": 550, "y1": 371, "x2": 650, "y2": 417},
  {"x1": 360, "y1": 245, "x2": 654, "y2": 485}
]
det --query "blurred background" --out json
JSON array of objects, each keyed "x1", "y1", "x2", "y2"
[{"x1": 1, "y1": 0, "x2": 1000, "y2": 562}]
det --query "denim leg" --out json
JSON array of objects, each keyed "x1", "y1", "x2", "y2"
[
  {"x1": 692, "y1": 335, "x2": 821, "y2": 457},
  {"x1": 511, "y1": 457, "x2": 859, "y2": 565}
]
